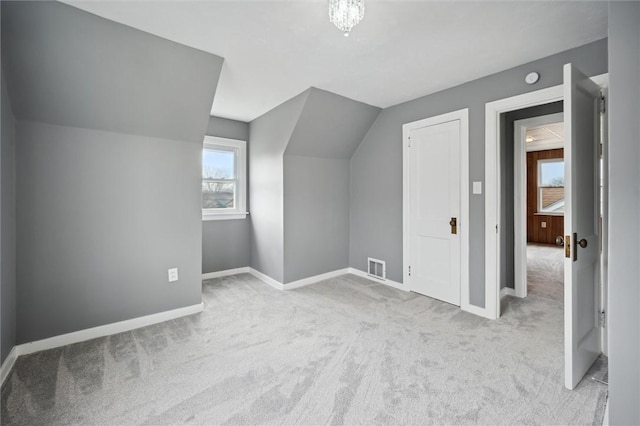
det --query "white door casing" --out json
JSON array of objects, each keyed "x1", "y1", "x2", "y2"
[
  {"x1": 484, "y1": 73, "x2": 607, "y2": 321},
  {"x1": 403, "y1": 109, "x2": 469, "y2": 309},
  {"x1": 563, "y1": 63, "x2": 602, "y2": 390}
]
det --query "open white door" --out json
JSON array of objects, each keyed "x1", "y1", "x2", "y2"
[{"x1": 563, "y1": 63, "x2": 602, "y2": 390}]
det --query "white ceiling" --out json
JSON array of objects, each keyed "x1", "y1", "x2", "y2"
[
  {"x1": 526, "y1": 122, "x2": 564, "y2": 144},
  {"x1": 62, "y1": 1, "x2": 608, "y2": 122}
]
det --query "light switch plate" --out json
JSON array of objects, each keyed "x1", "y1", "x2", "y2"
[
  {"x1": 473, "y1": 181, "x2": 482, "y2": 194},
  {"x1": 168, "y1": 268, "x2": 179, "y2": 282},
  {"x1": 541, "y1": 222, "x2": 547, "y2": 228}
]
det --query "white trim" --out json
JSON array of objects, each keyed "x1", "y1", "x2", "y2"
[
  {"x1": 599, "y1": 84, "x2": 609, "y2": 357},
  {"x1": 486, "y1": 84, "x2": 564, "y2": 320},
  {"x1": 202, "y1": 136, "x2": 247, "y2": 220},
  {"x1": 0, "y1": 346, "x2": 19, "y2": 385},
  {"x1": 202, "y1": 267, "x2": 250, "y2": 280},
  {"x1": 500, "y1": 287, "x2": 516, "y2": 298},
  {"x1": 202, "y1": 212, "x2": 248, "y2": 221},
  {"x1": 17, "y1": 303, "x2": 203, "y2": 357},
  {"x1": 248, "y1": 268, "x2": 284, "y2": 290},
  {"x1": 514, "y1": 112, "x2": 564, "y2": 298},
  {"x1": 245, "y1": 267, "x2": 408, "y2": 293},
  {"x1": 485, "y1": 73, "x2": 608, "y2": 320},
  {"x1": 347, "y1": 267, "x2": 407, "y2": 291},
  {"x1": 0, "y1": 302, "x2": 204, "y2": 385},
  {"x1": 402, "y1": 109, "x2": 473, "y2": 315},
  {"x1": 462, "y1": 303, "x2": 493, "y2": 319},
  {"x1": 283, "y1": 268, "x2": 351, "y2": 290}
]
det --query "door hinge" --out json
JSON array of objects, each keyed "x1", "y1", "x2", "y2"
[
  {"x1": 599, "y1": 93, "x2": 606, "y2": 115},
  {"x1": 599, "y1": 310, "x2": 606, "y2": 328},
  {"x1": 496, "y1": 224, "x2": 499, "y2": 234},
  {"x1": 408, "y1": 136, "x2": 411, "y2": 148},
  {"x1": 408, "y1": 265, "x2": 411, "y2": 277}
]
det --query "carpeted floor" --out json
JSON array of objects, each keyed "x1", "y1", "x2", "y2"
[
  {"x1": 2, "y1": 273, "x2": 607, "y2": 425},
  {"x1": 527, "y1": 243, "x2": 564, "y2": 302}
]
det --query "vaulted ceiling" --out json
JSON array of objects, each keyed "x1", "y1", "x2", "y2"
[{"x1": 62, "y1": 1, "x2": 608, "y2": 122}]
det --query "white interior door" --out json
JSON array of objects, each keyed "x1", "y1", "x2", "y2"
[
  {"x1": 408, "y1": 120, "x2": 461, "y2": 306},
  {"x1": 563, "y1": 63, "x2": 602, "y2": 390}
]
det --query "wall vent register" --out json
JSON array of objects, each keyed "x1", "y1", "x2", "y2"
[{"x1": 367, "y1": 257, "x2": 386, "y2": 280}]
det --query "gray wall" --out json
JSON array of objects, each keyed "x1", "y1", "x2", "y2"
[
  {"x1": 250, "y1": 87, "x2": 379, "y2": 284},
  {"x1": 283, "y1": 156, "x2": 350, "y2": 282},
  {"x1": 500, "y1": 101, "x2": 563, "y2": 289},
  {"x1": 349, "y1": 39, "x2": 607, "y2": 307},
  {"x1": 203, "y1": 116, "x2": 251, "y2": 273},
  {"x1": 16, "y1": 122, "x2": 204, "y2": 342},
  {"x1": 282, "y1": 88, "x2": 379, "y2": 283},
  {"x1": 607, "y1": 2, "x2": 640, "y2": 424},
  {"x1": 250, "y1": 91, "x2": 309, "y2": 283},
  {"x1": 1, "y1": 69, "x2": 17, "y2": 363},
  {"x1": 2, "y1": 1, "x2": 222, "y2": 343}
]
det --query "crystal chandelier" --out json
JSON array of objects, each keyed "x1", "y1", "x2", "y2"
[{"x1": 328, "y1": 0, "x2": 365, "y2": 37}]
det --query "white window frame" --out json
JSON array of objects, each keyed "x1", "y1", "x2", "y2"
[
  {"x1": 537, "y1": 157, "x2": 565, "y2": 215},
  {"x1": 202, "y1": 136, "x2": 247, "y2": 221}
]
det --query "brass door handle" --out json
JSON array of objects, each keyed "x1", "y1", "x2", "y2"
[
  {"x1": 570, "y1": 233, "x2": 588, "y2": 261},
  {"x1": 449, "y1": 217, "x2": 457, "y2": 234},
  {"x1": 555, "y1": 236, "x2": 564, "y2": 246}
]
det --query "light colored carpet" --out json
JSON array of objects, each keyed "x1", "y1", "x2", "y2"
[
  {"x1": 2, "y1": 273, "x2": 607, "y2": 425},
  {"x1": 527, "y1": 243, "x2": 565, "y2": 302}
]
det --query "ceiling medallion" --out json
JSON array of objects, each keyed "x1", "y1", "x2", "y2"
[{"x1": 329, "y1": 0, "x2": 365, "y2": 37}]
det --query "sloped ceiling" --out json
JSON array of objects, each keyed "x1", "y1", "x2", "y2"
[
  {"x1": 60, "y1": 1, "x2": 608, "y2": 122},
  {"x1": 1, "y1": 1, "x2": 223, "y2": 143},
  {"x1": 285, "y1": 88, "x2": 380, "y2": 159}
]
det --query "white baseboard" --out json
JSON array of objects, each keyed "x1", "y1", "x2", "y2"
[
  {"x1": 208, "y1": 266, "x2": 408, "y2": 293},
  {"x1": 347, "y1": 267, "x2": 408, "y2": 291},
  {"x1": 0, "y1": 346, "x2": 19, "y2": 386},
  {"x1": 247, "y1": 267, "x2": 407, "y2": 292},
  {"x1": 461, "y1": 302, "x2": 494, "y2": 319},
  {"x1": 248, "y1": 268, "x2": 284, "y2": 290},
  {"x1": 1, "y1": 301, "x2": 204, "y2": 383},
  {"x1": 500, "y1": 287, "x2": 516, "y2": 298},
  {"x1": 202, "y1": 267, "x2": 250, "y2": 280},
  {"x1": 283, "y1": 268, "x2": 351, "y2": 290}
]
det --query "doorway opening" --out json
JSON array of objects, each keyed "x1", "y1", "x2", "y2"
[
  {"x1": 510, "y1": 106, "x2": 565, "y2": 303},
  {"x1": 485, "y1": 69, "x2": 608, "y2": 389}
]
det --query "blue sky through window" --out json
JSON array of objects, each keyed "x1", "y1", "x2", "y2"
[
  {"x1": 540, "y1": 161, "x2": 564, "y2": 186},
  {"x1": 203, "y1": 149, "x2": 234, "y2": 179}
]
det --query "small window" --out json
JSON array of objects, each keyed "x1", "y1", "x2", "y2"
[
  {"x1": 202, "y1": 136, "x2": 246, "y2": 221},
  {"x1": 538, "y1": 158, "x2": 564, "y2": 214}
]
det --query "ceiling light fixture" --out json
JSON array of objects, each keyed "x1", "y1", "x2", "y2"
[{"x1": 329, "y1": 0, "x2": 365, "y2": 37}]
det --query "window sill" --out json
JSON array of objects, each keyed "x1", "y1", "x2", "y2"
[{"x1": 202, "y1": 212, "x2": 248, "y2": 221}]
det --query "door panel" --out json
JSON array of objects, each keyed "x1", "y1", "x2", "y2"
[
  {"x1": 563, "y1": 63, "x2": 601, "y2": 390},
  {"x1": 409, "y1": 120, "x2": 461, "y2": 306}
]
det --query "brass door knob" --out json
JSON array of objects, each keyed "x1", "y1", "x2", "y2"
[
  {"x1": 449, "y1": 217, "x2": 457, "y2": 234},
  {"x1": 555, "y1": 236, "x2": 564, "y2": 246}
]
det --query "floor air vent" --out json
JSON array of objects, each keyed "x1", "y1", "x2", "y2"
[{"x1": 367, "y1": 258, "x2": 386, "y2": 280}]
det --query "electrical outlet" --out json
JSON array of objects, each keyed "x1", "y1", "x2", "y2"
[
  {"x1": 541, "y1": 221, "x2": 547, "y2": 228},
  {"x1": 168, "y1": 268, "x2": 178, "y2": 282}
]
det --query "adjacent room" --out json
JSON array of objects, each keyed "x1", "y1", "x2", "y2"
[{"x1": 1, "y1": 1, "x2": 638, "y2": 425}]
